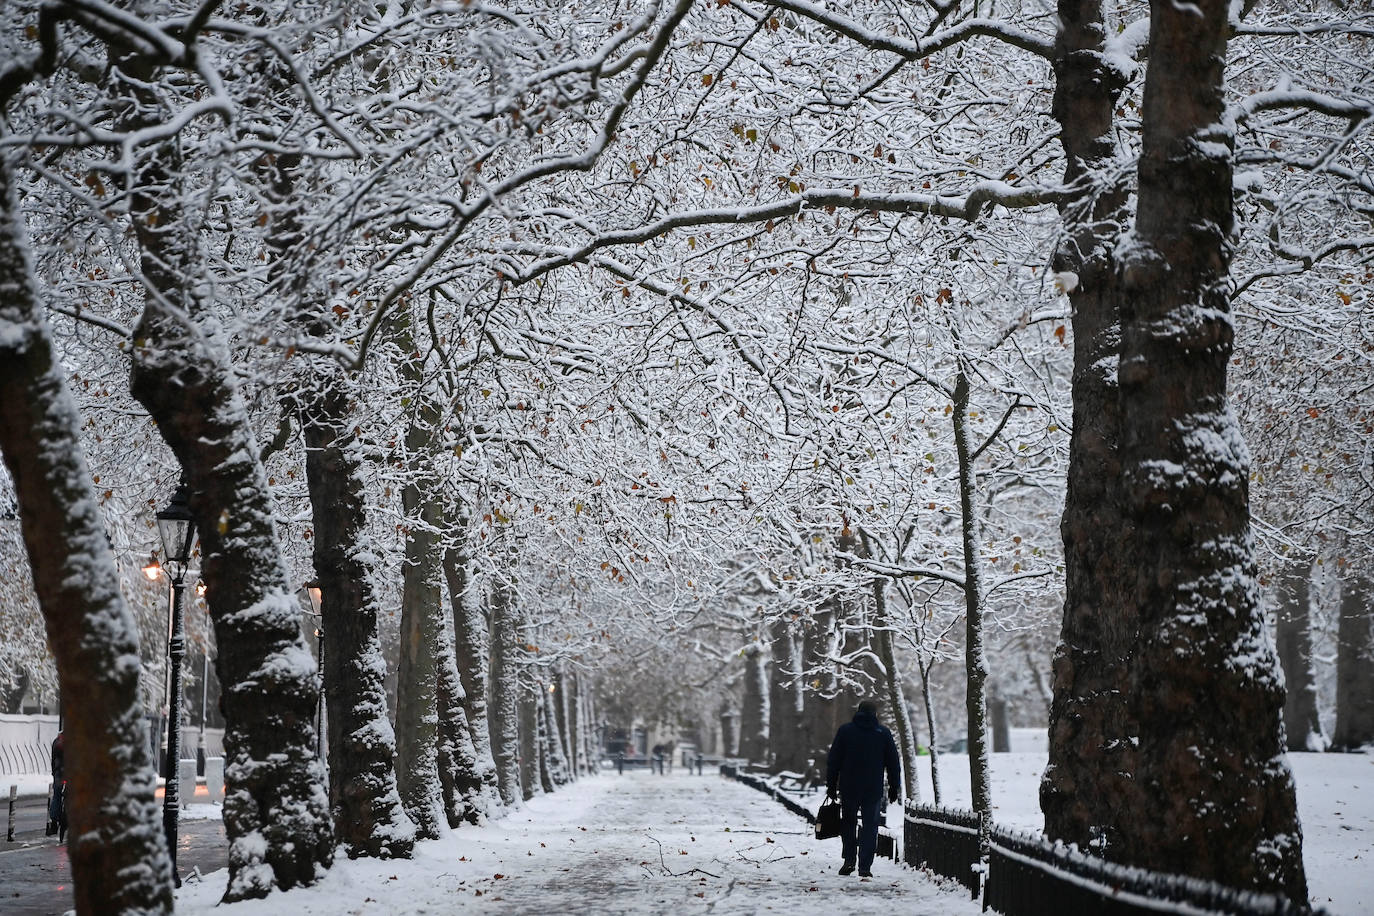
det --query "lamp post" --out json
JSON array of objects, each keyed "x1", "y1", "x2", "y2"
[
  {"x1": 301, "y1": 581, "x2": 324, "y2": 759},
  {"x1": 156, "y1": 482, "x2": 196, "y2": 885}
]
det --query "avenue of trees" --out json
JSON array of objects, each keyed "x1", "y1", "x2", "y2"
[{"x1": 0, "y1": 0, "x2": 1370, "y2": 913}]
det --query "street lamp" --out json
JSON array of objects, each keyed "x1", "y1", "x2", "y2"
[
  {"x1": 156, "y1": 481, "x2": 195, "y2": 886},
  {"x1": 300, "y1": 581, "x2": 325, "y2": 759}
]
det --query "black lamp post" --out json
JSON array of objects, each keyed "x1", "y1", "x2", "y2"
[
  {"x1": 156, "y1": 482, "x2": 195, "y2": 885},
  {"x1": 300, "y1": 581, "x2": 324, "y2": 759}
]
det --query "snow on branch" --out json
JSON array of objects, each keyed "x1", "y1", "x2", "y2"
[
  {"x1": 516, "y1": 181, "x2": 1064, "y2": 285},
  {"x1": 1232, "y1": 87, "x2": 1374, "y2": 125},
  {"x1": 755, "y1": 0, "x2": 1054, "y2": 60}
]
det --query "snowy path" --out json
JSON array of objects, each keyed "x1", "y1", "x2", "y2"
[{"x1": 177, "y1": 769, "x2": 979, "y2": 915}]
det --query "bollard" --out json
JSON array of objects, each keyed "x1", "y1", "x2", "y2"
[
  {"x1": 696, "y1": 754, "x2": 704, "y2": 776},
  {"x1": 7, "y1": 784, "x2": 15, "y2": 842},
  {"x1": 616, "y1": 752, "x2": 624, "y2": 775},
  {"x1": 179, "y1": 758, "x2": 198, "y2": 808},
  {"x1": 205, "y1": 757, "x2": 225, "y2": 804}
]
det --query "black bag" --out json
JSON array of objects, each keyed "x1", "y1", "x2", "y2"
[{"x1": 815, "y1": 794, "x2": 842, "y2": 840}]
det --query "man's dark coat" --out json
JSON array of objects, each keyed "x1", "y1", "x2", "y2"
[{"x1": 826, "y1": 707, "x2": 900, "y2": 804}]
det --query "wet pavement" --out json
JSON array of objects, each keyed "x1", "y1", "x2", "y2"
[{"x1": 1, "y1": 788, "x2": 228, "y2": 915}]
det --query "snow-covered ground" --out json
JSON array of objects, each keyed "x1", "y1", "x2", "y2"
[
  {"x1": 919, "y1": 750, "x2": 1373, "y2": 915},
  {"x1": 176, "y1": 769, "x2": 979, "y2": 915},
  {"x1": 16, "y1": 748, "x2": 1366, "y2": 913}
]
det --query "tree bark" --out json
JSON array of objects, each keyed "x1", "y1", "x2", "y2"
[
  {"x1": 1275, "y1": 558, "x2": 1326, "y2": 752},
  {"x1": 488, "y1": 567, "x2": 524, "y2": 806},
  {"x1": 767, "y1": 615, "x2": 807, "y2": 773},
  {"x1": 952, "y1": 367, "x2": 991, "y2": 832},
  {"x1": 543, "y1": 680, "x2": 572, "y2": 786},
  {"x1": 435, "y1": 607, "x2": 486, "y2": 827},
  {"x1": 393, "y1": 394, "x2": 447, "y2": 840},
  {"x1": 442, "y1": 542, "x2": 503, "y2": 811},
  {"x1": 518, "y1": 677, "x2": 542, "y2": 801},
  {"x1": 268, "y1": 145, "x2": 414, "y2": 860},
  {"x1": 738, "y1": 642, "x2": 770, "y2": 763},
  {"x1": 126, "y1": 172, "x2": 333, "y2": 903},
  {"x1": 1041, "y1": 0, "x2": 1141, "y2": 856},
  {"x1": 859, "y1": 531, "x2": 920, "y2": 801},
  {"x1": 553, "y1": 667, "x2": 578, "y2": 780},
  {"x1": 1114, "y1": 0, "x2": 1305, "y2": 897},
  {"x1": 919, "y1": 658, "x2": 942, "y2": 806},
  {"x1": 1333, "y1": 574, "x2": 1374, "y2": 750},
  {"x1": 0, "y1": 151, "x2": 175, "y2": 916}
]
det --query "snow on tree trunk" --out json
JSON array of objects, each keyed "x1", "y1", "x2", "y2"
[
  {"x1": 543, "y1": 680, "x2": 572, "y2": 786},
  {"x1": 0, "y1": 150, "x2": 175, "y2": 916},
  {"x1": 1113, "y1": 0, "x2": 1305, "y2": 898},
  {"x1": 583, "y1": 683, "x2": 600, "y2": 775},
  {"x1": 1275, "y1": 557, "x2": 1326, "y2": 752},
  {"x1": 738, "y1": 642, "x2": 770, "y2": 763},
  {"x1": 301, "y1": 388, "x2": 415, "y2": 857},
  {"x1": 127, "y1": 220, "x2": 332, "y2": 903},
  {"x1": 1041, "y1": 0, "x2": 1142, "y2": 857},
  {"x1": 519, "y1": 676, "x2": 543, "y2": 801},
  {"x1": 393, "y1": 410, "x2": 447, "y2": 840},
  {"x1": 553, "y1": 667, "x2": 578, "y2": 781},
  {"x1": 435, "y1": 601, "x2": 486, "y2": 827},
  {"x1": 276, "y1": 148, "x2": 413, "y2": 860},
  {"x1": 1333, "y1": 574, "x2": 1374, "y2": 751},
  {"x1": 537, "y1": 692, "x2": 557, "y2": 794},
  {"x1": 952, "y1": 367, "x2": 992, "y2": 834},
  {"x1": 442, "y1": 542, "x2": 503, "y2": 811},
  {"x1": 488, "y1": 566, "x2": 524, "y2": 807}
]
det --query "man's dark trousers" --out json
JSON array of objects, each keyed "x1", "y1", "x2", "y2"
[{"x1": 840, "y1": 794, "x2": 881, "y2": 873}]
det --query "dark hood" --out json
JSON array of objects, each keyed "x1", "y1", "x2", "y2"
[{"x1": 852, "y1": 709, "x2": 880, "y2": 730}]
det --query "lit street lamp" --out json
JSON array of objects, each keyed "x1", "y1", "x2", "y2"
[
  {"x1": 300, "y1": 581, "x2": 325, "y2": 759},
  {"x1": 156, "y1": 481, "x2": 196, "y2": 886}
]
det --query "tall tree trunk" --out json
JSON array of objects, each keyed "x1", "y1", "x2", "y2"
[
  {"x1": 952, "y1": 366, "x2": 991, "y2": 832},
  {"x1": 518, "y1": 678, "x2": 542, "y2": 801},
  {"x1": 1041, "y1": 0, "x2": 1141, "y2": 856},
  {"x1": 564, "y1": 669, "x2": 585, "y2": 776},
  {"x1": 583, "y1": 686, "x2": 599, "y2": 773},
  {"x1": 1275, "y1": 557, "x2": 1325, "y2": 751},
  {"x1": 268, "y1": 145, "x2": 414, "y2": 860},
  {"x1": 919, "y1": 658, "x2": 942, "y2": 806},
  {"x1": 435, "y1": 605, "x2": 485, "y2": 827},
  {"x1": 554, "y1": 667, "x2": 578, "y2": 780},
  {"x1": 738, "y1": 642, "x2": 770, "y2": 763},
  {"x1": 0, "y1": 152, "x2": 175, "y2": 916},
  {"x1": 488, "y1": 567, "x2": 524, "y2": 806},
  {"x1": 442, "y1": 542, "x2": 502, "y2": 811},
  {"x1": 859, "y1": 531, "x2": 920, "y2": 801},
  {"x1": 543, "y1": 680, "x2": 572, "y2": 786},
  {"x1": 126, "y1": 186, "x2": 332, "y2": 904},
  {"x1": 799, "y1": 598, "x2": 839, "y2": 781},
  {"x1": 1114, "y1": 0, "x2": 1305, "y2": 897},
  {"x1": 767, "y1": 616, "x2": 806, "y2": 773},
  {"x1": 537, "y1": 692, "x2": 557, "y2": 793},
  {"x1": 393, "y1": 393, "x2": 447, "y2": 839},
  {"x1": 1333, "y1": 574, "x2": 1374, "y2": 751}
]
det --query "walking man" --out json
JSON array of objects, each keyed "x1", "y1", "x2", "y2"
[{"x1": 825, "y1": 700, "x2": 900, "y2": 877}]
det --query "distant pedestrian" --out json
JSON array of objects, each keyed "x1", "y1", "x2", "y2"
[
  {"x1": 825, "y1": 700, "x2": 900, "y2": 877},
  {"x1": 49, "y1": 731, "x2": 67, "y2": 844}
]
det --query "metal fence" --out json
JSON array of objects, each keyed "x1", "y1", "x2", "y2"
[
  {"x1": 722, "y1": 766, "x2": 1318, "y2": 916},
  {"x1": 984, "y1": 827, "x2": 1321, "y2": 916},
  {"x1": 903, "y1": 803, "x2": 983, "y2": 897}
]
